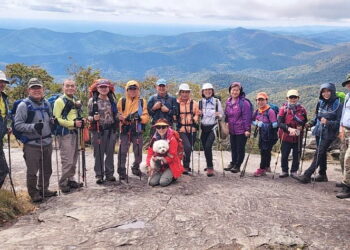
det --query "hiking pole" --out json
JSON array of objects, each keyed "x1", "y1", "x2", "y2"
[
  {"x1": 272, "y1": 133, "x2": 286, "y2": 179},
  {"x1": 39, "y1": 120, "x2": 45, "y2": 199},
  {"x1": 240, "y1": 126, "x2": 258, "y2": 178},
  {"x1": 216, "y1": 120, "x2": 225, "y2": 177},
  {"x1": 95, "y1": 113, "x2": 104, "y2": 183},
  {"x1": 126, "y1": 129, "x2": 131, "y2": 184},
  {"x1": 7, "y1": 132, "x2": 17, "y2": 197},
  {"x1": 53, "y1": 135, "x2": 60, "y2": 195},
  {"x1": 77, "y1": 128, "x2": 81, "y2": 185},
  {"x1": 81, "y1": 123, "x2": 87, "y2": 187},
  {"x1": 136, "y1": 119, "x2": 142, "y2": 181},
  {"x1": 299, "y1": 127, "x2": 309, "y2": 175},
  {"x1": 197, "y1": 121, "x2": 201, "y2": 175},
  {"x1": 312, "y1": 124, "x2": 324, "y2": 188}
]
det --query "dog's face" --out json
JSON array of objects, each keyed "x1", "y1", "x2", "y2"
[{"x1": 152, "y1": 139, "x2": 169, "y2": 154}]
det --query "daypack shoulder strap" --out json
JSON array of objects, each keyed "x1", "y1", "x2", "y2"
[{"x1": 122, "y1": 97, "x2": 126, "y2": 112}]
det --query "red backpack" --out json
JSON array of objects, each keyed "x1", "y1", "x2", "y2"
[{"x1": 172, "y1": 130, "x2": 184, "y2": 161}]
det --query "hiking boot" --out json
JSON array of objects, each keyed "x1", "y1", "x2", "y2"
[
  {"x1": 119, "y1": 173, "x2": 126, "y2": 180},
  {"x1": 224, "y1": 163, "x2": 234, "y2": 171},
  {"x1": 336, "y1": 182, "x2": 345, "y2": 188},
  {"x1": 60, "y1": 186, "x2": 71, "y2": 193},
  {"x1": 296, "y1": 174, "x2": 311, "y2": 184},
  {"x1": 290, "y1": 172, "x2": 298, "y2": 179},
  {"x1": 336, "y1": 186, "x2": 350, "y2": 199},
  {"x1": 314, "y1": 174, "x2": 328, "y2": 182},
  {"x1": 68, "y1": 180, "x2": 83, "y2": 189},
  {"x1": 230, "y1": 165, "x2": 240, "y2": 173},
  {"x1": 132, "y1": 168, "x2": 142, "y2": 177},
  {"x1": 106, "y1": 176, "x2": 116, "y2": 182},
  {"x1": 183, "y1": 168, "x2": 191, "y2": 175},
  {"x1": 40, "y1": 190, "x2": 57, "y2": 197},
  {"x1": 96, "y1": 177, "x2": 104, "y2": 184},
  {"x1": 279, "y1": 172, "x2": 289, "y2": 178},
  {"x1": 254, "y1": 168, "x2": 266, "y2": 177},
  {"x1": 31, "y1": 193, "x2": 43, "y2": 203},
  {"x1": 207, "y1": 169, "x2": 214, "y2": 177}
]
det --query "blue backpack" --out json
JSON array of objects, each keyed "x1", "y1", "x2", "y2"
[{"x1": 10, "y1": 99, "x2": 51, "y2": 143}]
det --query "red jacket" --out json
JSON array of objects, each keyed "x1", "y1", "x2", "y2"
[{"x1": 146, "y1": 128, "x2": 184, "y2": 178}]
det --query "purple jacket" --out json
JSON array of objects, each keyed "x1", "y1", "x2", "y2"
[
  {"x1": 225, "y1": 96, "x2": 252, "y2": 135},
  {"x1": 253, "y1": 108, "x2": 277, "y2": 123}
]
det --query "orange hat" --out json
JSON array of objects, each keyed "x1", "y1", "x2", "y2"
[
  {"x1": 153, "y1": 118, "x2": 170, "y2": 127},
  {"x1": 256, "y1": 92, "x2": 268, "y2": 100}
]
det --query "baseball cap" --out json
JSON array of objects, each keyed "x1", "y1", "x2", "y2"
[
  {"x1": 28, "y1": 78, "x2": 43, "y2": 88},
  {"x1": 156, "y1": 79, "x2": 167, "y2": 86}
]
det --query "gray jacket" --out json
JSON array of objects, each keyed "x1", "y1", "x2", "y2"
[
  {"x1": 14, "y1": 97, "x2": 52, "y2": 146},
  {"x1": 340, "y1": 93, "x2": 350, "y2": 128}
]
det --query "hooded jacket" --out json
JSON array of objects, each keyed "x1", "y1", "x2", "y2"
[
  {"x1": 117, "y1": 81, "x2": 150, "y2": 126},
  {"x1": 311, "y1": 83, "x2": 343, "y2": 140}
]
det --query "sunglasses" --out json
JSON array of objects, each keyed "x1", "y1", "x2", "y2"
[
  {"x1": 256, "y1": 98, "x2": 266, "y2": 101},
  {"x1": 155, "y1": 125, "x2": 168, "y2": 129},
  {"x1": 98, "y1": 85, "x2": 109, "y2": 88},
  {"x1": 288, "y1": 96, "x2": 298, "y2": 99}
]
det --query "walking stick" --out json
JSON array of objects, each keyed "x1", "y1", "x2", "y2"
[
  {"x1": 77, "y1": 128, "x2": 81, "y2": 185},
  {"x1": 53, "y1": 135, "x2": 60, "y2": 195},
  {"x1": 298, "y1": 127, "x2": 309, "y2": 175},
  {"x1": 216, "y1": 120, "x2": 225, "y2": 177},
  {"x1": 81, "y1": 124, "x2": 87, "y2": 187},
  {"x1": 240, "y1": 126, "x2": 258, "y2": 178},
  {"x1": 126, "y1": 129, "x2": 131, "y2": 184},
  {"x1": 272, "y1": 133, "x2": 286, "y2": 179},
  {"x1": 95, "y1": 113, "x2": 104, "y2": 183},
  {"x1": 7, "y1": 132, "x2": 16, "y2": 197},
  {"x1": 313, "y1": 124, "x2": 324, "y2": 187},
  {"x1": 135, "y1": 119, "x2": 142, "y2": 181},
  {"x1": 39, "y1": 120, "x2": 45, "y2": 199},
  {"x1": 197, "y1": 120, "x2": 201, "y2": 175}
]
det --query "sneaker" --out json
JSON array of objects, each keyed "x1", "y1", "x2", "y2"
[
  {"x1": 254, "y1": 168, "x2": 266, "y2": 177},
  {"x1": 39, "y1": 190, "x2": 58, "y2": 197},
  {"x1": 183, "y1": 168, "x2": 191, "y2": 175},
  {"x1": 314, "y1": 174, "x2": 328, "y2": 182},
  {"x1": 230, "y1": 165, "x2": 240, "y2": 173},
  {"x1": 336, "y1": 186, "x2": 350, "y2": 199},
  {"x1": 96, "y1": 177, "x2": 104, "y2": 184},
  {"x1": 224, "y1": 163, "x2": 234, "y2": 171},
  {"x1": 296, "y1": 174, "x2": 311, "y2": 184},
  {"x1": 279, "y1": 172, "x2": 289, "y2": 178},
  {"x1": 61, "y1": 186, "x2": 71, "y2": 193},
  {"x1": 106, "y1": 176, "x2": 116, "y2": 182},
  {"x1": 31, "y1": 193, "x2": 43, "y2": 203},
  {"x1": 290, "y1": 172, "x2": 298, "y2": 179},
  {"x1": 207, "y1": 169, "x2": 214, "y2": 177},
  {"x1": 68, "y1": 180, "x2": 83, "y2": 189},
  {"x1": 132, "y1": 168, "x2": 142, "y2": 177}
]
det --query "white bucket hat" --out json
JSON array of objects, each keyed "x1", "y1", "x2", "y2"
[
  {"x1": 0, "y1": 71, "x2": 9, "y2": 83},
  {"x1": 201, "y1": 83, "x2": 214, "y2": 90},
  {"x1": 178, "y1": 83, "x2": 191, "y2": 91}
]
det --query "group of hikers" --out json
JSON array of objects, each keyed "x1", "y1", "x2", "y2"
[{"x1": 0, "y1": 69, "x2": 350, "y2": 203}]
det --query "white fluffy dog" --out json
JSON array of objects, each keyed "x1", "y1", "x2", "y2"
[{"x1": 140, "y1": 139, "x2": 170, "y2": 174}]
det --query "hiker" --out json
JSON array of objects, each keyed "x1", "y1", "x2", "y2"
[
  {"x1": 252, "y1": 92, "x2": 278, "y2": 177},
  {"x1": 198, "y1": 83, "x2": 223, "y2": 177},
  {"x1": 0, "y1": 71, "x2": 10, "y2": 189},
  {"x1": 147, "y1": 78, "x2": 177, "y2": 130},
  {"x1": 297, "y1": 83, "x2": 342, "y2": 184},
  {"x1": 176, "y1": 83, "x2": 199, "y2": 174},
  {"x1": 53, "y1": 79, "x2": 83, "y2": 193},
  {"x1": 337, "y1": 75, "x2": 350, "y2": 199},
  {"x1": 88, "y1": 79, "x2": 119, "y2": 184},
  {"x1": 277, "y1": 90, "x2": 308, "y2": 178},
  {"x1": 224, "y1": 82, "x2": 252, "y2": 173},
  {"x1": 146, "y1": 119, "x2": 184, "y2": 186},
  {"x1": 117, "y1": 80, "x2": 149, "y2": 179},
  {"x1": 14, "y1": 78, "x2": 57, "y2": 202}
]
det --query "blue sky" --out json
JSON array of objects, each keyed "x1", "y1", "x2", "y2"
[{"x1": 1, "y1": 0, "x2": 350, "y2": 27}]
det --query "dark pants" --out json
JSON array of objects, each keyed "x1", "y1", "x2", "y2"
[
  {"x1": 259, "y1": 138, "x2": 275, "y2": 170},
  {"x1": 23, "y1": 144, "x2": 53, "y2": 198},
  {"x1": 0, "y1": 140, "x2": 9, "y2": 188},
  {"x1": 117, "y1": 132, "x2": 143, "y2": 175},
  {"x1": 180, "y1": 132, "x2": 197, "y2": 169},
  {"x1": 230, "y1": 134, "x2": 247, "y2": 168},
  {"x1": 304, "y1": 136, "x2": 333, "y2": 177},
  {"x1": 200, "y1": 126, "x2": 216, "y2": 169},
  {"x1": 281, "y1": 141, "x2": 300, "y2": 173}
]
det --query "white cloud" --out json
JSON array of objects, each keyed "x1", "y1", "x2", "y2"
[{"x1": 1, "y1": 0, "x2": 350, "y2": 26}]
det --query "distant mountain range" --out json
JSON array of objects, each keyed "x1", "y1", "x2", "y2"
[{"x1": 1, "y1": 27, "x2": 350, "y2": 92}]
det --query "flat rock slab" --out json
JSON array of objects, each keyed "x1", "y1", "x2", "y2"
[{"x1": 1, "y1": 148, "x2": 349, "y2": 249}]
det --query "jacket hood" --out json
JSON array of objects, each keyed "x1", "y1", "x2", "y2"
[{"x1": 319, "y1": 82, "x2": 336, "y2": 101}]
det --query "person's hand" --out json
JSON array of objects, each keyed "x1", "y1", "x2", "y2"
[
  {"x1": 215, "y1": 112, "x2": 221, "y2": 119},
  {"x1": 93, "y1": 114, "x2": 100, "y2": 121},
  {"x1": 118, "y1": 113, "x2": 125, "y2": 122},
  {"x1": 339, "y1": 131, "x2": 345, "y2": 141},
  {"x1": 321, "y1": 117, "x2": 328, "y2": 125},
  {"x1": 7, "y1": 127, "x2": 12, "y2": 134},
  {"x1": 297, "y1": 126, "x2": 302, "y2": 131},
  {"x1": 288, "y1": 127, "x2": 298, "y2": 136},
  {"x1": 198, "y1": 110, "x2": 202, "y2": 116},
  {"x1": 75, "y1": 119, "x2": 83, "y2": 128},
  {"x1": 244, "y1": 131, "x2": 250, "y2": 137},
  {"x1": 161, "y1": 105, "x2": 169, "y2": 113},
  {"x1": 34, "y1": 122, "x2": 43, "y2": 135},
  {"x1": 152, "y1": 101, "x2": 162, "y2": 111},
  {"x1": 257, "y1": 121, "x2": 263, "y2": 128}
]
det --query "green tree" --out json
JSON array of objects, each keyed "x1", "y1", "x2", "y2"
[{"x1": 4, "y1": 63, "x2": 58, "y2": 103}]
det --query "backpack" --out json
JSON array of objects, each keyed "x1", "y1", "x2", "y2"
[
  {"x1": 172, "y1": 130, "x2": 184, "y2": 161},
  {"x1": 254, "y1": 106, "x2": 278, "y2": 142},
  {"x1": 336, "y1": 91, "x2": 346, "y2": 104},
  {"x1": 238, "y1": 97, "x2": 254, "y2": 122},
  {"x1": 48, "y1": 94, "x2": 76, "y2": 136},
  {"x1": 10, "y1": 99, "x2": 51, "y2": 143}
]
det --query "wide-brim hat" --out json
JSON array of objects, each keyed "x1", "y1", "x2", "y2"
[
  {"x1": 0, "y1": 71, "x2": 9, "y2": 83},
  {"x1": 286, "y1": 89, "x2": 299, "y2": 97},
  {"x1": 153, "y1": 119, "x2": 170, "y2": 127},
  {"x1": 342, "y1": 73, "x2": 350, "y2": 87}
]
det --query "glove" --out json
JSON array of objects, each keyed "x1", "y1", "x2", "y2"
[
  {"x1": 257, "y1": 121, "x2": 263, "y2": 128},
  {"x1": 252, "y1": 121, "x2": 257, "y2": 126},
  {"x1": 34, "y1": 122, "x2": 44, "y2": 135}
]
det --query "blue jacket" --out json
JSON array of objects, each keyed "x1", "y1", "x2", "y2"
[{"x1": 147, "y1": 93, "x2": 177, "y2": 124}]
